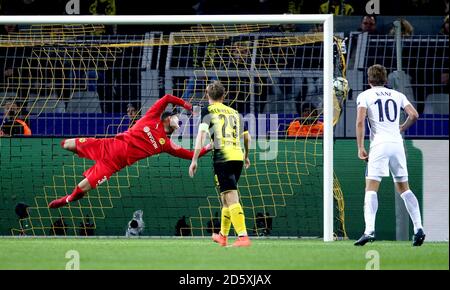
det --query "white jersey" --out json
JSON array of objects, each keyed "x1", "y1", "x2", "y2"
[{"x1": 357, "y1": 86, "x2": 411, "y2": 147}]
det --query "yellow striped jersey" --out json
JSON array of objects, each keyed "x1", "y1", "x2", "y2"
[{"x1": 199, "y1": 102, "x2": 247, "y2": 163}]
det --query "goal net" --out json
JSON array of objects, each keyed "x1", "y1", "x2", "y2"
[{"x1": 0, "y1": 15, "x2": 347, "y2": 240}]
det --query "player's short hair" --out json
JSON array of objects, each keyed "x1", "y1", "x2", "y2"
[
  {"x1": 206, "y1": 80, "x2": 225, "y2": 101},
  {"x1": 368, "y1": 64, "x2": 387, "y2": 86},
  {"x1": 161, "y1": 111, "x2": 178, "y2": 121}
]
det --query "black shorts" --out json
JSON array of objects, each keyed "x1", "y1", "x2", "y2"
[{"x1": 213, "y1": 161, "x2": 244, "y2": 193}]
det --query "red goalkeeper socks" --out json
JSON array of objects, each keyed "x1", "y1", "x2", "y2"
[
  {"x1": 67, "y1": 186, "x2": 85, "y2": 202},
  {"x1": 48, "y1": 186, "x2": 84, "y2": 209}
]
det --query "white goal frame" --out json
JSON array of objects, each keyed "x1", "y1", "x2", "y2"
[{"x1": 0, "y1": 14, "x2": 335, "y2": 242}]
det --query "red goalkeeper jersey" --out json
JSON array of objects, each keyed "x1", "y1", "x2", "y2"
[{"x1": 115, "y1": 94, "x2": 206, "y2": 164}]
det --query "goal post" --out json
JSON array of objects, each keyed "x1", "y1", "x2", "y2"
[{"x1": 0, "y1": 14, "x2": 334, "y2": 242}]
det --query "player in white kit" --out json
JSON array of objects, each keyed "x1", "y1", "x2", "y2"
[{"x1": 354, "y1": 64, "x2": 425, "y2": 246}]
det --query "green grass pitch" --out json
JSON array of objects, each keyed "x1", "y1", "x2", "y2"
[{"x1": 0, "y1": 238, "x2": 447, "y2": 270}]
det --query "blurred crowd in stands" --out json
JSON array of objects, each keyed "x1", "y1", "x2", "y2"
[
  {"x1": 0, "y1": 0, "x2": 448, "y2": 36},
  {"x1": 0, "y1": 0, "x2": 448, "y2": 16}
]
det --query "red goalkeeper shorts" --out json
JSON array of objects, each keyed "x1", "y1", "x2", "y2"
[{"x1": 75, "y1": 137, "x2": 129, "y2": 189}]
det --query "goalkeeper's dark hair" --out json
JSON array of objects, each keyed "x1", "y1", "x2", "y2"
[
  {"x1": 161, "y1": 110, "x2": 178, "y2": 121},
  {"x1": 206, "y1": 80, "x2": 225, "y2": 101}
]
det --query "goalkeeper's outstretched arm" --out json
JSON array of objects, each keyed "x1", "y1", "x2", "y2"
[
  {"x1": 147, "y1": 94, "x2": 192, "y2": 117},
  {"x1": 166, "y1": 139, "x2": 211, "y2": 160}
]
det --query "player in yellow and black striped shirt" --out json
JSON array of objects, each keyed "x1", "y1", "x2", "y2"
[{"x1": 189, "y1": 80, "x2": 251, "y2": 247}]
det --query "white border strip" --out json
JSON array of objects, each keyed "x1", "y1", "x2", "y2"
[{"x1": 0, "y1": 14, "x2": 330, "y2": 25}]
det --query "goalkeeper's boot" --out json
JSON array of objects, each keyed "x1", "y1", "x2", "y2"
[
  {"x1": 212, "y1": 232, "x2": 228, "y2": 247},
  {"x1": 354, "y1": 232, "x2": 375, "y2": 246},
  {"x1": 48, "y1": 195, "x2": 70, "y2": 209},
  {"x1": 413, "y1": 228, "x2": 426, "y2": 247},
  {"x1": 233, "y1": 235, "x2": 251, "y2": 247}
]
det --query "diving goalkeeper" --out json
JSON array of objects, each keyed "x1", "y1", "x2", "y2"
[{"x1": 48, "y1": 94, "x2": 211, "y2": 208}]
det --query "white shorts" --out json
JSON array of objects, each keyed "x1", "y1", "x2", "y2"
[{"x1": 366, "y1": 142, "x2": 408, "y2": 182}]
